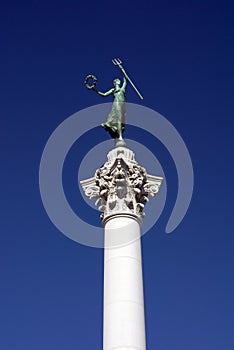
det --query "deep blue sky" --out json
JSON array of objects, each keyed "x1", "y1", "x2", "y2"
[{"x1": 1, "y1": 0, "x2": 233, "y2": 349}]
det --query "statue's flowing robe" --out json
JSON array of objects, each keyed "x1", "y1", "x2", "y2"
[{"x1": 102, "y1": 89, "x2": 126, "y2": 139}]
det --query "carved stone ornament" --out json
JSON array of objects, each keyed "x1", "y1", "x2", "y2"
[{"x1": 80, "y1": 147, "x2": 163, "y2": 224}]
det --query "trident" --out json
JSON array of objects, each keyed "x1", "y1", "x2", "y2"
[{"x1": 112, "y1": 58, "x2": 144, "y2": 100}]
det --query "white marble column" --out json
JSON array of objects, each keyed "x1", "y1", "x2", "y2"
[
  {"x1": 103, "y1": 215, "x2": 146, "y2": 350},
  {"x1": 80, "y1": 146, "x2": 163, "y2": 350}
]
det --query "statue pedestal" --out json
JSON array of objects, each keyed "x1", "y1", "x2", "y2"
[{"x1": 80, "y1": 146, "x2": 163, "y2": 350}]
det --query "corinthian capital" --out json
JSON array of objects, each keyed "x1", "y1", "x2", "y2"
[{"x1": 80, "y1": 147, "x2": 163, "y2": 223}]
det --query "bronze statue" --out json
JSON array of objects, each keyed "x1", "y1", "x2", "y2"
[{"x1": 85, "y1": 59, "x2": 143, "y2": 144}]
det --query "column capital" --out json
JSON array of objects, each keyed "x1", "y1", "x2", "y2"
[{"x1": 80, "y1": 147, "x2": 163, "y2": 224}]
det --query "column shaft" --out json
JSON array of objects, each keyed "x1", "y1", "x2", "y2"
[{"x1": 103, "y1": 216, "x2": 146, "y2": 350}]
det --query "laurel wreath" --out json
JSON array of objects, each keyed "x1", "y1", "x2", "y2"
[{"x1": 84, "y1": 75, "x2": 97, "y2": 90}]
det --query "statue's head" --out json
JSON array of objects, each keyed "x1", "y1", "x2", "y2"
[{"x1": 113, "y1": 78, "x2": 121, "y2": 86}]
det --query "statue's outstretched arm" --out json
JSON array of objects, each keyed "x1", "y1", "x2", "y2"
[
  {"x1": 93, "y1": 88, "x2": 114, "y2": 97},
  {"x1": 122, "y1": 76, "x2": 127, "y2": 90}
]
